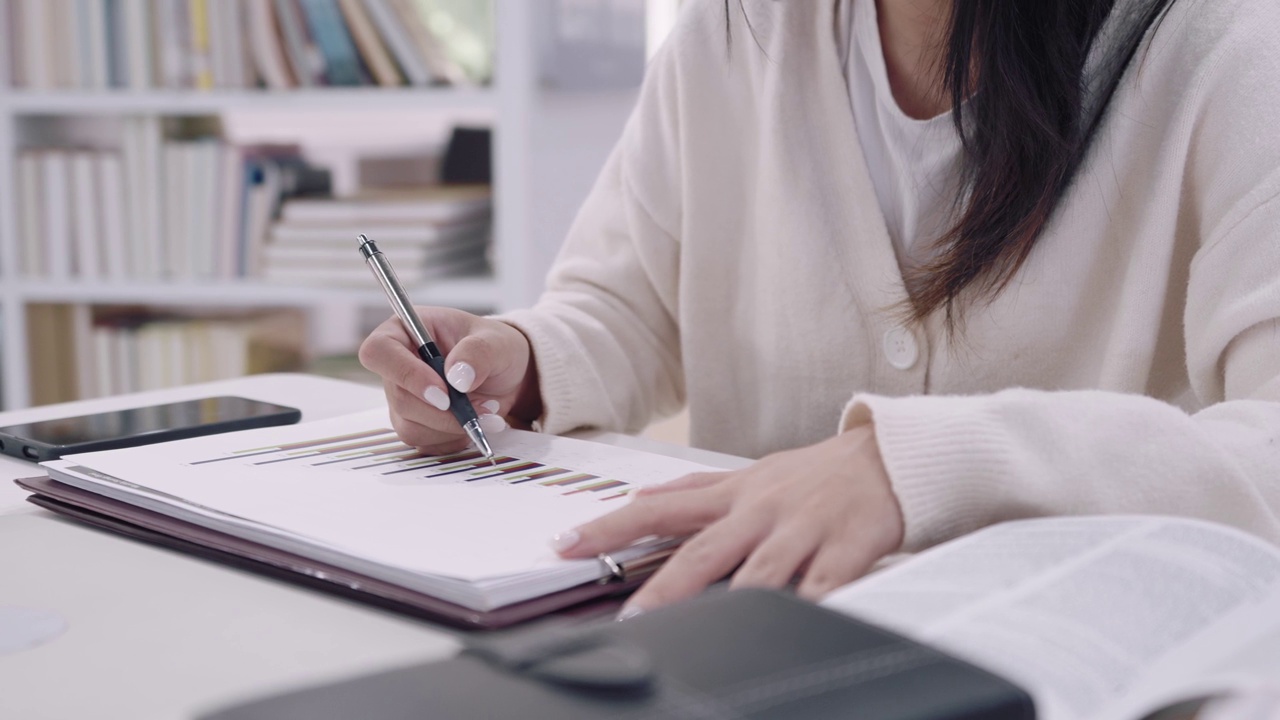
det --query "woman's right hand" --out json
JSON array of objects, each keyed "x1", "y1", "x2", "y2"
[{"x1": 358, "y1": 307, "x2": 540, "y2": 454}]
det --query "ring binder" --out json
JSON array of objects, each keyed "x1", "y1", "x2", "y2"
[
  {"x1": 597, "y1": 552, "x2": 624, "y2": 582},
  {"x1": 596, "y1": 545, "x2": 681, "y2": 584}
]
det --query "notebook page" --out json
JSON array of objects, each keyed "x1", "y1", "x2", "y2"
[{"x1": 47, "y1": 408, "x2": 716, "y2": 583}]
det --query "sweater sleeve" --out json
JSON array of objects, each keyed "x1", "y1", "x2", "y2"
[
  {"x1": 499, "y1": 151, "x2": 685, "y2": 436},
  {"x1": 497, "y1": 21, "x2": 694, "y2": 437},
  {"x1": 841, "y1": 12, "x2": 1280, "y2": 552}
]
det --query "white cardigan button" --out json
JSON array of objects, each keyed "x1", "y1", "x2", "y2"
[{"x1": 883, "y1": 326, "x2": 919, "y2": 370}]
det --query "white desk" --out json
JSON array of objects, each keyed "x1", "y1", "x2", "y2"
[{"x1": 0, "y1": 374, "x2": 746, "y2": 720}]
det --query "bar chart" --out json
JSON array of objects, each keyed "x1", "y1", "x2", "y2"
[{"x1": 186, "y1": 427, "x2": 636, "y2": 502}]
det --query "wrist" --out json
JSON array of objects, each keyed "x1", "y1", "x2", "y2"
[{"x1": 844, "y1": 422, "x2": 905, "y2": 555}]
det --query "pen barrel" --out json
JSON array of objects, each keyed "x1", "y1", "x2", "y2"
[{"x1": 417, "y1": 345, "x2": 483, "y2": 430}]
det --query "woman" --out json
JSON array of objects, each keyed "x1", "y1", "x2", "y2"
[{"x1": 359, "y1": 0, "x2": 1280, "y2": 618}]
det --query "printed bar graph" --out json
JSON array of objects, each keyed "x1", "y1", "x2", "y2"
[
  {"x1": 536, "y1": 472, "x2": 597, "y2": 487},
  {"x1": 350, "y1": 451, "x2": 428, "y2": 470},
  {"x1": 312, "y1": 443, "x2": 418, "y2": 467},
  {"x1": 564, "y1": 480, "x2": 628, "y2": 496},
  {"x1": 187, "y1": 426, "x2": 639, "y2": 503},
  {"x1": 191, "y1": 429, "x2": 398, "y2": 465},
  {"x1": 254, "y1": 436, "x2": 404, "y2": 465}
]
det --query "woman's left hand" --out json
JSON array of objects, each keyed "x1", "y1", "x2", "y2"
[{"x1": 551, "y1": 424, "x2": 905, "y2": 616}]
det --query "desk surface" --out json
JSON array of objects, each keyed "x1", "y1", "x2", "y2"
[{"x1": 0, "y1": 374, "x2": 746, "y2": 720}]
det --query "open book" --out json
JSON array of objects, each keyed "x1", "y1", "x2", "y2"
[
  {"x1": 822, "y1": 516, "x2": 1280, "y2": 720},
  {"x1": 27, "y1": 408, "x2": 717, "y2": 625}
]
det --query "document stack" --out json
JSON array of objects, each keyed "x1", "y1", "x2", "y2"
[{"x1": 262, "y1": 185, "x2": 492, "y2": 285}]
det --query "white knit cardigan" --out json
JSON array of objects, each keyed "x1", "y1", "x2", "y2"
[{"x1": 501, "y1": 0, "x2": 1280, "y2": 551}]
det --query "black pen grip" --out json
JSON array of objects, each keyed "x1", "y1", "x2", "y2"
[{"x1": 418, "y1": 344, "x2": 481, "y2": 428}]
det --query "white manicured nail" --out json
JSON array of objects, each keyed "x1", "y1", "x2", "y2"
[
  {"x1": 549, "y1": 529, "x2": 580, "y2": 553},
  {"x1": 446, "y1": 363, "x2": 475, "y2": 393},
  {"x1": 480, "y1": 399, "x2": 501, "y2": 414},
  {"x1": 478, "y1": 413, "x2": 508, "y2": 434},
  {"x1": 615, "y1": 605, "x2": 645, "y2": 622},
  {"x1": 424, "y1": 386, "x2": 450, "y2": 411}
]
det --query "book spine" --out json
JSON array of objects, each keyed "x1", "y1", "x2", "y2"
[
  {"x1": 361, "y1": 0, "x2": 430, "y2": 85},
  {"x1": 217, "y1": 146, "x2": 244, "y2": 279},
  {"x1": 0, "y1": 0, "x2": 15, "y2": 87},
  {"x1": 336, "y1": 0, "x2": 400, "y2": 87},
  {"x1": 389, "y1": 0, "x2": 463, "y2": 85},
  {"x1": 103, "y1": 0, "x2": 126, "y2": 87},
  {"x1": 204, "y1": 0, "x2": 228, "y2": 87},
  {"x1": 70, "y1": 303, "x2": 96, "y2": 400},
  {"x1": 50, "y1": 0, "x2": 78, "y2": 88},
  {"x1": 162, "y1": 142, "x2": 187, "y2": 278},
  {"x1": 86, "y1": 0, "x2": 111, "y2": 89},
  {"x1": 17, "y1": 152, "x2": 45, "y2": 277},
  {"x1": 273, "y1": 0, "x2": 321, "y2": 87},
  {"x1": 123, "y1": 116, "x2": 165, "y2": 279},
  {"x1": 224, "y1": 0, "x2": 250, "y2": 87},
  {"x1": 91, "y1": 325, "x2": 115, "y2": 397},
  {"x1": 69, "y1": 151, "x2": 102, "y2": 280},
  {"x1": 298, "y1": 0, "x2": 363, "y2": 86},
  {"x1": 246, "y1": 0, "x2": 293, "y2": 88},
  {"x1": 188, "y1": 0, "x2": 213, "y2": 90},
  {"x1": 122, "y1": 0, "x2": 151, "y2": 90},
  {"x1": 19, "y1": 0, "x2": 51, "y2": 89},
  {"x1": 96, "y1": 152, "x2": 131, "y2": 281},
  {"x1": 40, "y1": 152, "x2": 73, "y2": 281},
  {"x1": 154, "y1": 0, "x2": 190, "y2": 88}
]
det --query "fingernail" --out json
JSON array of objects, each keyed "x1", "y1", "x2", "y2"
[
  {"x1": 446, "y1": 362, "x2": 475, "y2": 393},
  {"x1": 615, "y1": 605, "x2": 645, "y2": 622},
  {"x1": 479, "y1": 413, "x2": 508, "y2": 434},
  {"x1": 480, "y1": 399, "x2": 500, "y2": 414},
  {"x1": 424, "y1": 386, "x2": 450, "y2": 411},
  {"x1": 549, "y1": 529, "x2": 580, "y2": 553}
]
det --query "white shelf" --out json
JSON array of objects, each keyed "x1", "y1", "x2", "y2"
[
  {"x1": 0, "y1": 0, "x2": 639, "y2": 410},
  {"x1": 0, "y1": 87, "x2": 497, "y2": 115},
  {"x1": 10, "y1": 277, "x2": 501, "y2": 308}
]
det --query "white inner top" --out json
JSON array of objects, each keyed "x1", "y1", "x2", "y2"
[{"x1": 845, "y1": 0, "x2": 964, "y2": 270}]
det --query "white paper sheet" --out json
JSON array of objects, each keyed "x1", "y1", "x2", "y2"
[{"x1": 43, "y1": 409, "x2": 719, "y2": 609}]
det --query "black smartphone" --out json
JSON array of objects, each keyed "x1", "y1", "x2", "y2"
[{"x1": 0, "y1": 396, "x2": 302, "y2": 463}]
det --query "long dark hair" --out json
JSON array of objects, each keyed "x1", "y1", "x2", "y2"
[{"x1": 728, "y1": 0, "x2": 1177, "y2": 326}]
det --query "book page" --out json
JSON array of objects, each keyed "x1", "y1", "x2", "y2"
[
  {"x1": 822, "y1": 517, "x2": 1280, "y2": 720},
  {"x1": 42, "y1": 408, "x2": 718, "y2": 609}
]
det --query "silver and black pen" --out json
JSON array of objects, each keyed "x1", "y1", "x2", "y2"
[{"x1": 358, "y1": 234, "x2": 496, "y2": 463}]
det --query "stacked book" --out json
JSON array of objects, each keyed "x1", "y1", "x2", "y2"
[
  {"x1": 264, "y1": 185, "x2": 492, "y2": 285},
  {"x1": 27, "y1": 305, "x2": 306, "y2": 405},
  {"x1": 3, "y1": 0, "x2": 490, "y2": 91},
  {"x1": 15, "y1": 123, "x2": 329, "y2": 282}
]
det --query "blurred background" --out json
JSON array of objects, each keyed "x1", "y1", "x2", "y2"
[{"x1": 0, "y1": 0, "x2": 688, "y2": 439}]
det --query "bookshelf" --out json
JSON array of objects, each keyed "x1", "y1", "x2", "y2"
[{"x1": 0, "y1": 0, "x2": 642, "y2": 410}]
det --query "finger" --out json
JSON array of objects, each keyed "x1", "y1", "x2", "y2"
[
  {"x1": 794, "y1": 531, "x2": 882, "y2": 601},
  {"x1": 633, "y1": 471, "x2": 726, "y2": 498},
  {"x1": 443, "y1": 332, "x2": 504, "y2": 393},
  {"x1": 553, "y1": 488, "x2": 729, "y2": 559},
  {"x1": 361, "y1": 320, "x2": 453, "y2": 411},
  {"x1": 385, "y1": 384, "x2": 466, "y2": 438},
  {"x1": 729, "y1": 524, "x2": 819, "y2": 590},
  {"x1": 626, "y1": 515, "x2": 765, "y2": 611}
]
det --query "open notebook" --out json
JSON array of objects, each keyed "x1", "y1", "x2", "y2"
[{"x1": 21, "y1": 408, "x2": 718, "y2": 627}]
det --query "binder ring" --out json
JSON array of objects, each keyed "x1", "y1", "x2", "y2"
[{"x1": 598, "y1": 552, "x2": 625, "y2": 582}]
